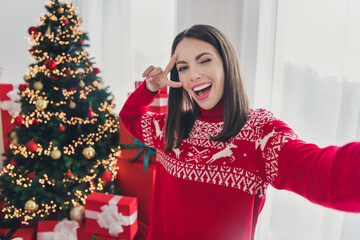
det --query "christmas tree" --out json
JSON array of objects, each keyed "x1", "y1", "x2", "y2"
[{"x1": 0, "y1": 0, "x2": 120, "y2": 225}]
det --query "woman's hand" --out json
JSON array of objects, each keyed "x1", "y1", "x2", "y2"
[{"x1": 142, "y1": 54, "x2": 183, "y2": 92}]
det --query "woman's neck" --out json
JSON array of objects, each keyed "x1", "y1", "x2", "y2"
[{"x1": 198, "y1": 100, "x2": 224, "y2": 120}]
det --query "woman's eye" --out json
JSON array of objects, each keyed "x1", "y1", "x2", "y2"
[
  {"x1": 201, "y1": 59, "x2": 211, "y2": 64},
  {"x1": 178, "y1": 66, "x2": 188, "y2": 72}
]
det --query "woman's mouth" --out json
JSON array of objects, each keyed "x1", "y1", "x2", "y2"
[{"x1": 192, "y1": 83, "x2": 213, "y2": 100}]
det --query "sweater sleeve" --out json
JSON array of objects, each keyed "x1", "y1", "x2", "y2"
[
  {"x1": 255, "y1": 110, "x2": 360, "y2": 212},
  {"x1": 119, "y1": 80, "x2": 166, "y2": 149}
]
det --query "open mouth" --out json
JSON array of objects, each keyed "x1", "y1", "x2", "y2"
[{"x1": 192, "y1": 83, "x2": 213, "y2": 98}]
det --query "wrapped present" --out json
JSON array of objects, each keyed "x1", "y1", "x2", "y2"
[
  {"x1": 119, "y1": 119, "x2": 156, "y2": 168},
  {"x1": 0, "y1": 227, "x2": 36, "y2": 240},
  {"x1": 37, "y1": 219, "x2": 79, "y2": 240},
  {"x1": 85, "y1": 192, "x2": 138, "y2": 239},
  {"x1": 116, "y1": 158, "x2": 156, "y2": 233},
  {"x1": 77, "y1": 223, "x2": 118, "y2": 240},
  {"x1": 148, "y1": 92, "x2": 168, "y2": 113}
]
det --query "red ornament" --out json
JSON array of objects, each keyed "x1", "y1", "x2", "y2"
[
  {"x1": 28, "y1": 26, "x2": 39, "y2": 37},
  {"x1": 9, "y1": 159, "x2": 17, "y2": 166},
  {"x1": 101, "y1": 170, "x2": 112, "y2": 183},
  {"x1": 59, "y1": 125, "x2": 65, "y2": 132},
  {"x1": 14, "y1": 115, "x2": 25, "y2": 126},
  {"x1": 65, "y1": 69, "x2": 72, "y2": 75},
  {"x1": 49, "y1": 76, "x2": 59, "y2": 81},
  {"x1": 26, "y1": 140, "x2": 38, "y2": 152},
  {"x1": 27, "y1": 172, "x2": 36, "y2": 180},
  {"x1": 29, "y1": 47, "x2": 36, "y2": 53},
  {"x1": 19, "y1": 84, "x2": 27, "y2": 92},
  {"x1": 62, "y1": 19, "x2": 69, "y2": 25},
  {"x1": 79, "y1": 41, "x2": 84, "y2": 46},
  {"x1": 93, "y1": 68, "x2": 100, "y2": 75},
  {"x1": 44, "y1": 60, "x2": 57, "y2": 70},
  {"x1": 87, "y1": 108, "x2": 93, "y2": 118},
  {"x1": 66, "y1": 170, "x2": 73, "y2": 178},
  {"x1": 32, "y1": 118, "x2": 40, "y2": 126}
]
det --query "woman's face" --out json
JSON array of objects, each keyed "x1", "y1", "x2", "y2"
[{"x1": 174, "y1": 38, "x2": 225, "y2": 110}]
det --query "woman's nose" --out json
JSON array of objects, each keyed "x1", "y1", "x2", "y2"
[{"x1": 189, "y1": 69, "x2": 202, "y2": 81}]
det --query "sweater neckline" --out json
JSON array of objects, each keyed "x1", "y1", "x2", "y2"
[{"x1": 198, "y1": 100, "x2": 224, "y2": 122}]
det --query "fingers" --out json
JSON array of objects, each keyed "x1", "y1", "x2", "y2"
[
  {"x1": 147, "y1": 67, "x2": 163, "y2": 78},
  {"x1": 164, "y1": 54, "x2": 178, "y2": 74},
  {"x1": 142, "y1": 65, "x2": 155, "y2": 78},
  {"x1": 167, "y1": 79, "x2": 183, "y2": 88}
]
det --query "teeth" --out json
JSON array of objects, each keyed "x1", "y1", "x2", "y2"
[{"x1": 193, "y1": 83, "x2": 212, "y2": 92}]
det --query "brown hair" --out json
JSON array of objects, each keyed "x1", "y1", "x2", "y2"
[{"x1": 164, "y1": 24, "x2": 249, "y2": 152}]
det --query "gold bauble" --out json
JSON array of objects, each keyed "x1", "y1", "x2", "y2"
[
  {"x1": 10, "y1": 131, "x2": 17, "y2": 139},
  {"x1": 50, "y1": 149, "x2": 62, "y2": 160},
  {"x1": 82, "y1": 146, "x2": 95, "y2": 159},
  {"x1": 70, "y1": 205, "x2": 85, "y2": 221},
  {"x1": 33, "y1": 81, "x2": 44, "y2": 90},
  {"x1": 24, "y1": 199, "x2": 38, "y2": 212},
  {"x1": 78, "y1": 80, "x2": 85, "y2": 88},
  {"x1": 69, "y1": 101, "x2": 76, "y2": 109},
  {"x1": 23, "y1": 74, "x2": 31, "y2": 81},
  {"x1": 35, "y1": 99, "x2": 48, "y2": 111},
  {"x1": 11, "y1": 137, "x2": 18, "y2": 145},
  {"x1": 57, "y1": 7, "x2": 64, "y2": 14}
]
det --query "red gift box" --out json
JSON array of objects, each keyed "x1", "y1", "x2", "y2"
[
  {"x1": 77, "y1": 223, "x2": 118, "y2": 240},
  {"x1": 116, "y1": 158, "x2": 156, "y2": 238},
  {"x1": 37, "y1": 219, "x2": 80, "y2": 240},
  {"x1": 119, "y1": 119, "x2": 156, "y2": 164},
  {"x1": 0, "y1": 227, "x2": 36, "y2": 240},
  {"x1": 85, "y1": 193, "x2": 138, "y2": 240},
  {"x1": 148, "y1": 92, "x2": 168, "y2": 113}
]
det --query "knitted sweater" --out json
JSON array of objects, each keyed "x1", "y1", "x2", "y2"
[{"x1": 119, "y1": 81, "x2": 360, "y2": 240}]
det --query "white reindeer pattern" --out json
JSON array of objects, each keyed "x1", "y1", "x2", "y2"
[
  {"x1": 255, "y1": 128, "x2": 277, "y2": 151},
  {"x1": 153, "y1": 119, "x2": 162, "y2": 139},
  {"x1": 206, "y1": 142, "x2": 237, "y2": 164}
]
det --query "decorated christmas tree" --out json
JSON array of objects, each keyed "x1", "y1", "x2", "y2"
[{"x1": 0, "y1": 0, "x2": 120, "y2": 225}]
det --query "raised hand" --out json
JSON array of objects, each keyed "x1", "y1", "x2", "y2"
[{"x1": 142, "y1": 54, "x2": 183, "y2": 92}]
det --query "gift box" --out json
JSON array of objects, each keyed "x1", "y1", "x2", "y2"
[
  {"x1": 0, "y1": 227, "x2": 36, "y2": 240},
  {"x1": 37, "y1": 219, "x2": 80, "y2": 240},
  {"x1": 77, "y1": 223, "x2": 118, "y2": 240},
  {"x1": 119, "y1": 119, "x2": 156, "y2": 167},
  {"x1": 116, "y1": 158, "x2": 156, "y2": 238},
  {"x1": 85, "y1": 192, "x2": 138, "y2": 240},
  {"x1": 148, "y1": 92, "x2": 168, "y2": 113}
]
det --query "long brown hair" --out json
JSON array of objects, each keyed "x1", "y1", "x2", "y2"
[{"x1": 164, "y1": 24, "x2": 249, "y2": 152}]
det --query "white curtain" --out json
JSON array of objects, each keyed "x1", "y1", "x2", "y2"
[{"x1": 176, "y1": 0, "x2": 360, "y2": 239}]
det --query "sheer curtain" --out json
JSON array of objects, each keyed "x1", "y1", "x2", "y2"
[{"x1": 176, "y1": 0, "x2": 360, "y2": 239}]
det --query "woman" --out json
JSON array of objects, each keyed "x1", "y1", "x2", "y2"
[{"x1": 120, "y1": 24, "x2": 360, "y2": 240}]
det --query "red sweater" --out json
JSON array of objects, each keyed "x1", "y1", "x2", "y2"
[{"x1": 119, "y1": 81, "x2": 360, "y2": 240}]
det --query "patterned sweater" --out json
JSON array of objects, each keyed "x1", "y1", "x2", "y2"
[{"x1": 119, "y1": 81, "x2": 360, "y2": 240}]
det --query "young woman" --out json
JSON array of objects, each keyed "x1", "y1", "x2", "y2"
[{"x1": 120, "y1": 24, "x2": 360, "y2": 240}]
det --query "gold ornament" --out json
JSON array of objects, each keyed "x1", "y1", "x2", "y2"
[
  {"x1": 79, "y1": 80, "x2": 85, "y2": 88},
  {"x1": 33, "y1": 81, "x2": 44, "y2": 90},
  {"x1": 35, "y1": 99, "x2": 48, "y2": 110},
  {"x1": 23, "y1": 74, "x2": 31, "y2": 81},
  {"x1": 70, "y1": 205, "x2": 85, "y2": 221},
  {"x1": 10, "y1": 131, "x2": 17, "y2": 139},
  {"x1": 82, "y1": 146, "x2": 95, "y2": 159},
  {"x1": 50, "y1": 149, "x2": 62, "y2": 160},
  {"x1": 24, "y1": 199, "x2": 38, "y2": 212},
  {"x1": 11, "y1": 137, "x2": 18, "y2": 145},
  {"x1": 69, "y1": 101, "x2": 76, "y2": 109},
  {"x1": 57, "y1": 7, "x2": 64, "y2": 14}
]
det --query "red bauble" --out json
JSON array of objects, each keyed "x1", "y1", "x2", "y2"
[
  {"x1": 14, "y1": 115, "x2": 25, "y2": 126},
  {"x1": 9, "y1": 159, "x2": 17, "y2": 166},
  {"x1": 87, "y1": 108, "x2": 93, "y2": 118},
  {"x1": 26, "y1": 140, "x2": 38, "y2": 152},
  {"x1": 59, "y1": 125, "x2": 65, "y2": 132},
  {"x1": 27, "y1": 172, "x2": 36, "y2": 180},
  {"x1": 44, "y1": 60, "x2": 57, "y2": 70},
  {"x1": 62, "y1": 19, "x2": 69, "y2": 25},
  {"x1": 49, "y1": 76, "x2": 59, "y2": 81},
  {"x1": 101, "y1": 170, "x2": 112, "y2": 183},
  {"x1": 93, "y1": 68, "x2": 100, "y2": 75},
  {"x1": 19, "y1": 84, "x2": 27, "y2": 92},
  {"x1": 66, "y1": 170, "x2": 73, "y2": 178},
  {"x1": 79, "y1": 41, "x2": 84, "y2": 46},
  {"x1": 65, "y1": 69, "x2": 72, "y2": 75},
  {"x1": 32, "y1": 118, "x2": 40, "y2": 126},
  {"x1": 28, "y1": 26, "x2": 39, "y2": 36}
]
